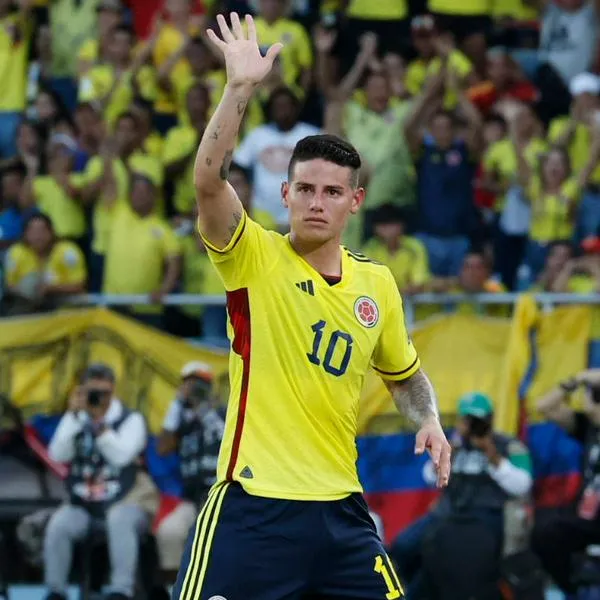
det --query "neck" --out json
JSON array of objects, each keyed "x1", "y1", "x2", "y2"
[
  {"x1": 385, "y1": 236, "x2": 402, "y2": 252},
  {"x1": 290, "y1": 234, "x2": 342, "y2": 276}
]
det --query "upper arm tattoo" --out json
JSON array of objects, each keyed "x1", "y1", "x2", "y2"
[{"x1": 228, "y1": 210, "x2": 242, "y2": 237}]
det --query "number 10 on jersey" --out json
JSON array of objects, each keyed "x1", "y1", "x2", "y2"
[{"x1": 306, "y1": 320, "x2": 353, "y2": 377}]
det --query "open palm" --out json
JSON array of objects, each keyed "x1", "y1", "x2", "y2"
[{"x1": 207, "y1": 13, "x2": 283, "y2": 88}]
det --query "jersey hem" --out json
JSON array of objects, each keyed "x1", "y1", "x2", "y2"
[{"x1": 227, "y1": 481, "x2": 363, "y2": 501}]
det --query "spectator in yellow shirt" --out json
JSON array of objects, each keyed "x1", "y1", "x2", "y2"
[
  {"x1": 78, "y1": 24, "x2": 158, "y2": 130},
  {"x1": 22, "y1": 134, "x2": 87, "y2": 243},
  {"x1": 131, "y1": 98, "x2": 164, "y2": 159},
  {"x1": 77, "y1": 0, "x2": 124, "y2": 77},
  {"x1": 0, "y1": 0, "x2": 31, "y2": 158},
  {"x1": 3, "y1": 213, "x2": 87, "y2": 315},
  {"x1": 404, "y1": 16, "x2": 476, "y2": 109},
  {"x1": 253, "y1": 0, "x2": 313, "y2": 93},
  {"x1": 162, "y1": 83, "x2": 210, "y2": 217},
  {"x1": 152, "y1": 0, "x2": 204, "y2": 134},
  {"x1": 361, "y1": 204, "x2": 431, "y2": 295},
  {"x1": 102, "y1": 168, "x2": 181, "y2": 329}
]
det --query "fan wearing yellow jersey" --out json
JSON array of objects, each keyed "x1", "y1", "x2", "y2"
[{"x1": 172, "y1": 13, "x2": 451, "y2": 600}]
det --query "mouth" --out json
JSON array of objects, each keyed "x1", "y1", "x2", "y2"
[{"x1": 304, "y1": 217, "x2": 328, "y2": 225}]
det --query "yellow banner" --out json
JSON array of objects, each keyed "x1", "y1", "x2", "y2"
[
  {"x1": 0, "y1": 301, "x2": 592, "y2": 437},
  {"x1": 0, "y1": 308, "x2": 228, "y2": 433}
]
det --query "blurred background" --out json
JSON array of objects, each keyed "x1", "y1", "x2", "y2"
[{"x1": 2, "y1": 0, "x2": 600, "y2": 599}]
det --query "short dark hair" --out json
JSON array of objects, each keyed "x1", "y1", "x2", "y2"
[
  {"x1": 484, "y1": 112, "x2": 507, "y2": 132},
  {"x1": 24, "y1": 212, "x2": 53, "y2": 234},
  {"x1": 288, "y1": 134, "x2": 362, "y2": 187},
  {"x1": 81, "y1": 363, "x2": 116, "y2": 384},
  {"x1": 371, "y1": 203, "x2": 408, "y2": 226}
]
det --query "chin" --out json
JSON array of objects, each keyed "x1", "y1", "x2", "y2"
[{"x1": 294, "y1": 224, "x2": 336, "y2": 244}]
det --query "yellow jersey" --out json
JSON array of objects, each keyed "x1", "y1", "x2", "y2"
[
  {"x1": 347, "y1": 0, "x2": 408, "y2": 20},
  {"x1": 527, "y1": 177, "x2": 580, "y2": 242},
  {"x1": 361, "y1": 236, "x2": 430, "y2": 290},
  {"x1": 0, "y1": 14, "x2": 31, "y2": 112},
  {"x1": 33, "y1": 175, "x2": 87, "y2": 239},
  {"x1": 253, "y1": 17, "x2": 313, "y2": 91},
  {"x1": 428, "y1": 0, "x2": 491, "y2": 15},
  {"x1": 5, "y1": 240, "x2": 86, "y2": 291},
  {"x1": 203, "y1": 213, "x2": 420, "y2": 500},
  {"x1": 548, "y1": 118, "x2": 600, "y2": 185}
]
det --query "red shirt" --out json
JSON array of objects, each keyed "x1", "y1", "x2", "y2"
[
  {"x1": 468, "y1": 80, "x2": 539, "y2": 115},
  {"x1": 124, "y1": 0, "x2": 206, "y2": 39}
]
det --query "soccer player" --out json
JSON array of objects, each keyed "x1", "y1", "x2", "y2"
[{"x1": 172, "y1": 13, "x2": 451, "y2": 600}]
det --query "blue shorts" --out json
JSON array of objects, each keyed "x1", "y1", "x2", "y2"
[{"x1": 172, "y1": 482, "x2": 403, "y2": 600}]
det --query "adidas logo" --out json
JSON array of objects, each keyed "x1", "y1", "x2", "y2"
[
  {"x1": 239, "y1": 466, "x2": 254, "y2": 479},
  {"x1": 295, "y1": 280, "x2": 315, "y2": 296}
]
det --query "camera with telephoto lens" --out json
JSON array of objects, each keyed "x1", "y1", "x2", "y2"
[
  {"x1": 467, "y1": 415, "x2": 492, "y2": 437},
  {"x1": 183, "y1": 378, "x2": 212, "y2": 407},
  {"x1": 87, "y1": 389, "x2": 104, "y2": 407}
]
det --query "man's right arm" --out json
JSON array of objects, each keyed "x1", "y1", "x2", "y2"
[
  {"x1": 195, "y1": 13, "x2": 282, "y2": 250},
  {"x1": 48, "y1": 412, "x2": 84, "y2": 463}
]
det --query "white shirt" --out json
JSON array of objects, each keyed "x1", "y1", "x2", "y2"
[
  {"x1": 234, "y1": 121, "x2": 321, "y2": 226},
  {"x1": 48, "y1": 398, "x2": 147, "y2": 468},
  {"x1": 540, "y1": 1, "x2": 598, "y2": 84}
]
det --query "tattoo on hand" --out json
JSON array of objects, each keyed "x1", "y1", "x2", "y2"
[
  {"x1": 210, "y1": 127, "x2": 220, "y2": 141},
  {"x1": 237, "y1": 100, "x2": 247, "y2": 115},
  {"x1": 219, "y1": 149, "x2": 234, "y2": 180},
  {"x1": 390, "y1": 370, "x2": 439, "y2": 428}
]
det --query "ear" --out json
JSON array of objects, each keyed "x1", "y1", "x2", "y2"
[
  {"x1": 281, "y1": 181, "x2": 290, "y2": 208},
  {"x1": 350, "y1": 187, "x2": 366, "y2": 215}
]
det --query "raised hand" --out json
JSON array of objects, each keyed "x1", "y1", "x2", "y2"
[{"x1": 207, "y1": 13, "x2": 283, "y2": 89}]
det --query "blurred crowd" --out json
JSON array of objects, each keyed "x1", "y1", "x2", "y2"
[{"x1": 1, "y1": 0, "x2": 600, "y2": 342}]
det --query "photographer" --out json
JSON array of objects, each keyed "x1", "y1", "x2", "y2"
[
  {"x1": 532, "y1": 369, "x2": 600, "y2": 594},
  {"x1": 43, "y1": 363, "x2": 158, "y2": 600},
  {"x1": 155, "y1": 361, "x2": 225, "y2": 582},
  {"x1": 390, "y1": 392, "x2": 533, "y2": 599}
]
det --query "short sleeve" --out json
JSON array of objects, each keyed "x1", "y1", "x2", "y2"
[
  {"x1": 4, "y1": 246, "x2": 21, "y2": 286},
  {"x1": 162, "y1": 128, "x2": 196, "y2": 166},
  {"x1": 160, "y1": 226, "x2": 182, "y2": 258},
  {"x1": 162, "y1": 399, "x2": 183, "y2": 432},
  {"x1": 547, "y1": 118, "x2": 565, "y2": 143},
  {"x1": 200, "y1": 211, "x2": 275, "y2": 290},
  {"x1": 83, "y1": 156, "x2": 103, "y2": 185},
  {"x1": 371, "y1": 269, "x2": 420, "y2": 380},
  {"x1": 50, "y1": 244, "x2": 87, "y2": 284},
  {"x1": 562, "y1": 178, "x2": 581, "y2": 202}
]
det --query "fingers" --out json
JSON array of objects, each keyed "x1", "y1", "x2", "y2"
[
  {"x1": 245, "y1": 14, "x2": 257, "y2": 42},
  {"x1": 414, "y1": 429, "x2": 427, "y2": 455},
  {"x1": 230, "y1": 12, "x2": 244, "y2": 40},
  {"x1": 265, "y1": 42, "x2": 283, "y2": 64},
  {"x1": 216, "y1": 13, "x2": 235, "y2": 43},
  {"x1": 437, "y1": 441, "x2": 452, "y2": 488},
  {"x1": 206, "y1": 28, "x2": 226, "y2": 51},
  {"x1": 429, "y1": 437, "x2": 442, "y2": 469}
]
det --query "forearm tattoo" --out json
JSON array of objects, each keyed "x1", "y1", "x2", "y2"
[
  {"x1": 391, "y1": 369, "x2": 439, "y2": 428},
  {"x1": 219, "y1": 149, "x2": 234, "y2": 181}
]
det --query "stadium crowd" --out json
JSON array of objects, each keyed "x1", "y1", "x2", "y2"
[{"x1": 2, "y1": 0, "x2": 600, "y2": 344}]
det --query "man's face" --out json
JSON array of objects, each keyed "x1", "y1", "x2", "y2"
[
  {"x1": 270, "y1": 93, "x2": 298, "y2": 131},
  {"x1": 431, "y1": 113, "x2": 454, "y2": 149},
  {"x1": 412, "y1": 31, "x2": 435, "y2": 58},
  {"x1": 364, "y1": 74, "x2": 390, "y2": 114},
  {"x1": 374, "y1": 222, "x2": 403, "y2": 245},
  {"x1": 186, "y1": 42, "x2": 211, "y2": 74},
  {"x1": 98, "y1": 8, "x2": 121, "y2": 37},
  {"x1": 110, "y1": 30, "x2": 133, "y2": 64},
  {"x1": 487, "y1": 55, "x2": 511, "y2": 88},
  {"x1": 282, "y1": 159, "x2": 364, "y2": 245},
  {"x1": 115, "y1": 116, "x2": 138, "y2": 153},
  {"x1": 24, "y1": 218, "x2": 53, "y2": 254},
  {"x1": 130, "y1": 178, "x2": 155, "y2": 215},
  {"x1": 259, "y1": 0, "x2": 285, "y2": 21},
  {"x1": 460, "y1": 255, "x2": 488, "y2": 292},
  {"x1": 546, "y1": 244, "x2": 572, "y2": 272},
  {"x1": 47, "y1": 143, "x2": 73, "y2": 174},
  {"x1": 186, "y1": 86, "x2": 210, "y2": 124},
  {"x1": 1, "y1": 172, "x2": 23, "y2": 207}
]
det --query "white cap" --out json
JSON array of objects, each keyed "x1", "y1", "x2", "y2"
[
  {"x1": 180, "y1": 361, "x2": 213, "y2": 380},
  {"x1": 569, "y1": 72, "x2": 600, "y2": 97}
]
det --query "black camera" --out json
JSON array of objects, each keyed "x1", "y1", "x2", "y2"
[
  {"x1": 87, "y1": 389, "x2": 105, "y2": 407},
  {"x1": 183, "y1": 379, "x2": 212, "y2": 407},
  {"x1": 467, "y1": 415, "x2": 492, "y2": 437}
]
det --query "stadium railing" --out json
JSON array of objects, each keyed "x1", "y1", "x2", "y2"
[{"x1": 63, "y1": 293, "x2": 600, "y2": 327}]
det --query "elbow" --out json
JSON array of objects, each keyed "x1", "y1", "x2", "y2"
[{"x1": 509, "y1": 473, "x2": 533, "y2": 498}]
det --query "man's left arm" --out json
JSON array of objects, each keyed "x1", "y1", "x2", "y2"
[
  {"x1": 96, "y1": 412, "x2": 147, "y2": 468},
  {"x1": 474, "y1": 436, "x2": 533, "y2": 497},
  {"x1": 373, "y1": 270, "x2": 451, "y2": 487}
]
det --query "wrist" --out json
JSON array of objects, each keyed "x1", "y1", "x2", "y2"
[{"x1": 225, "y1": 82, "x2": 257, "y2": 96}]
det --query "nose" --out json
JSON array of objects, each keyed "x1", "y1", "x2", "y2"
[{"x1": 308, "y1": 193, "x2": 325, "y2": 212}]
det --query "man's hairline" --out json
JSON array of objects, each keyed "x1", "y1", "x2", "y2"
[{"x1": 288, "y1": 157, "x2": 361, "y2": 189}]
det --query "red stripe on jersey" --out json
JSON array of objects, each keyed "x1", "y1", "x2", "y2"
[{"x1": 226, "y1": 288, "x2": 251, "y2": 481}]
